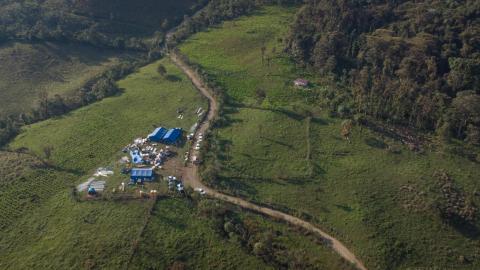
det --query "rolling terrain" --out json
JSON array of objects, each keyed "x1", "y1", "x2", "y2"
[{"x1": 176, "y1": 3, "x2": 480, "y2": 269}]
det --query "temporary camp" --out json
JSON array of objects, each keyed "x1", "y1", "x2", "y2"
[
  {"x1": 163, "y1": 128, "x2": 182, "y2": 144},
  {"x1": 129, "y1": 150, "x2": 143, "y2": 164},
  {"x1": 130, "y1": 168, "x2": 155, "y2": 183},
  {"x1": 148, "y1": 127, "x2": 168, "y2": 142}
]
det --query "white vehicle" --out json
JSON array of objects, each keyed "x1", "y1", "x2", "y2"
[
  {"x1": 195, "y1": 143, "x2": 200, "y2": 150},
  {"x1": 195, "y1": 188, "x2": 206, "y2": 195},
  {"x1": 198, "y1": 134, "x2": 203, "y2": 142}
]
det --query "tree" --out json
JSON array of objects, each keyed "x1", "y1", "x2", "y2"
[
  {"x1": 276, "y1": 38, "x2": 282, "y2": 46},
  {"x1": 254, "y1": 88, "x2": 267, "y2": 106},
  {"x1": 224, "y1": 222, "x2": 235, "y2": 233},
  {"x1": 162, "y1": 19, "x2": 169, "y2": 30},
  {"x1": 260, "y1": 44, "x2": 266, "y2": 61},
  {"x1": 113, "y1": 37, "x2": 125, "y2": 50},
  {"x1": 266, "y1": 55, "x2": 272, "y2": 74},
  {"x1": 272, "y1": 46, "x2": 277, "y2": 55},
  {"x1": 157, "y1": 64, "x2": 167, "y2": 77},
  {"x1": 42, "y1": 145, "x2": 54, "y2": 166}
]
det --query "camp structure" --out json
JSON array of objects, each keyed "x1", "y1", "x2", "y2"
[
  {"x1": 129, "y1": 150, "x2": 143, "y2": 164},
  {"x1": 148, "y1": 127, "x2": 168, "y2": 142},
  {"x1": 163, "y1": 128, "x2": 182, "y2": 144},
  {"x1": 130, "y1": 168, "x2": 155, "y2": 183},
  {"x1": 294, "y1": 78, "x2": 308, "y2": 87}
]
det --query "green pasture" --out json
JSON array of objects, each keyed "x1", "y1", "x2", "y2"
[
  {"x1": 177, "y1": 3, "x2": 480, "y2": 269},
  {"x1": 0, "y1": 151, "x2": 45, "y2": 183},
  {"x1": 0, "y1": 41, "x2": 143, "y2": 116},
  {"x1": 130, "y1": 197, "x2": 353, "y2": 270},
  {"x1": 0, "y1": 188, "x2": 149, "y2": 269},
  {"x1": 210, "y1": 106, "x2": 480, "y2": 269},
  {"x1": 129, "y1": 197, "x2": 270, "y2": 269},
  {"x1": 177, "y1": 3, "x2": 314, "y2": 104}
]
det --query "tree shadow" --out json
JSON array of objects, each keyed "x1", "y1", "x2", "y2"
[
  {"x1": 165, "y1": 75, "x2": 182, "y2": 82},
  {"x1": 364, "y1": 137, "x2": 387, "y2": 149},
  {"x1": 333, "y1": 203, "x2": 352, "y2": 212},
  {"x1": 262, "y1": 137, "x2": 294, "y2": 149}
]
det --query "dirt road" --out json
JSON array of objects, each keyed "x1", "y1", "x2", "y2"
[{"x1": 169, "y1": 55, "x2": 367, "y2": 270}]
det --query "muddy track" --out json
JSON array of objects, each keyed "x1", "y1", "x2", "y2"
[{"x1": 163, "y1": 18, "x2": 367, "y2": 270}]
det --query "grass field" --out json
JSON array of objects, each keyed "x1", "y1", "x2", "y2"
[
  {"x1": 0, "y1": 41, "x2": 143, "y2": 116},
  {"x1": 0, "y1": 188, "x2": 150, "y2": 269},
  {"x1": 130, "y1": 197, "x2": 354, "y2": 270},
  {"x1": 2, "y1": 57, "x2": 206, "y2": 229},
  {"x1": 0, "y1": 151, "x2": 45, "y2": 183},
  {"x1": 10, "y1": 57, "x2": 206, "y2": 175},
  {"x1": 177, "y1": 3, "x2": 314, "y2": 105},
  {"x1": 177, "y1": 3, "x2": 480, "y2": 269},
  {"x1": 0, "y1": 57, "x2": 210, "y2": 267},
  {"x1": 129, "y1": 197, "x2": 271, "y2": 269}
]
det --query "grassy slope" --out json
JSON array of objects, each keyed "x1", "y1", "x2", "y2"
[
  {"x1": 10, "y1": 58, "x2": 206, "y2": 175},
  {"x1": 0, "y1": 151, "x2": 45, "y2": 182},
  {"x1": 177, "y1": 3, "x2": 480, "y2": 269},
  {"x1": 0, "y1": 58, "x2": 207, "y2": 266},
  {"x1": 129, "y1": 198, "x2": 270, "y2": 270},
  {"x1": 0, "y1": 41, "x2": 142, "y2": 116},
  {"x1": 0, "y1": 189, "x2": 147, "y2": 269},
  {"x1": 178, "y1": 3, "x2": 313, "y2": 105}
]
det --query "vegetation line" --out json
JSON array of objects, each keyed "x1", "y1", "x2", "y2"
[
  {"x1": 306, "y1": 116, "x2": 312, "y2": 178},
  {"x1": 124, "y1": 197, "x2": 158, "y2": 270},
  {"x1": 169, "y1": 54, "x2": 367, "y2": 270}
]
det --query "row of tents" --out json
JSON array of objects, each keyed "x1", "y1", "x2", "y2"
[{"x1": 148, "y1": 127, "x2": 182, "y2": 144}]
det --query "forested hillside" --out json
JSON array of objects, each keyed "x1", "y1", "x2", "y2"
[
  {"x1": 284, "y1": 0, "x2": 480, "y2": 143},
  {"x1": 0, "y1": 0, "x2": 207, "y2": 49}
]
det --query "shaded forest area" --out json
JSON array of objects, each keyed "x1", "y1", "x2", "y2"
[
  {"x1": 284, "y1": 0, "x2": 480, "y2": 144},
  {"x1": 0, "y1": 0, "x2": 209, "y2": 49}
]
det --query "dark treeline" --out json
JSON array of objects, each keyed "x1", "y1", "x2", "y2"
[
  {"x1": 284, "y1": 0, "x2": 480, "y2": 143},
  {"x1": 0, "y1": 0, "x2": 209, "y2": 50},
  {"x1": 0, "y1": 52, "x2": 163, "y2": 146},
  {"x1": 167, "y1": 0, "x2": 256, "y2": 50}
]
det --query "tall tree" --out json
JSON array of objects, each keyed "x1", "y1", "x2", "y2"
[
  {"x1": 254, "y1": 88, "x2": 267, "y2": 106},
  {"x1": 260, "y1": 44, "x2": 266, "y2": 61},
  {"x1": 157, "y1": 64, "x2": 167, "y2": 77}
]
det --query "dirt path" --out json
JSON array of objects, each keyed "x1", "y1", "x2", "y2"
[
  {"x1": 169, "y1": 55, "x2": 367, "y2": 270},
  {"x1": 162, "y1": 15, "x2": 367, "y2": 269}
]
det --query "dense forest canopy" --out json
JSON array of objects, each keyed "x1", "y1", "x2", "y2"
[
  {"x1": 284, "y1": 0, "x2": 480, "y2": 143},
  {"x1": 0, "y1": 0, "x2": 207, "y2": 48}
]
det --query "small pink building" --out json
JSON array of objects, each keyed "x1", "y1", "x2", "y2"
[{"x1": 294, "y1": 78, "x2": 308, "y2": 87}]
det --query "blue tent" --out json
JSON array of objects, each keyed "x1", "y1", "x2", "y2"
[
  {"x1": 148, "y1": 127, "x2": 168, "y2": 142},
  {"x1": 130, "y1": 169, "x2": 154, "y2": 183},
  {"x1": 129, "y1": 150, "x2": 143, "y2": 164},
  {"x1": 163, "y1": 128, "x2": 182, "y2": 144}
]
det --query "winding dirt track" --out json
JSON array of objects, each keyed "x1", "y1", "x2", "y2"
[
  {"x1": 169, "y1": 55, "x2": 367, "y2": 270},
  {"x1": 162, "y1": 15, "x2": 366, "y2": 270}
]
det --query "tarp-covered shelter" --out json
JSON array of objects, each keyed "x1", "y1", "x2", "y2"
[
  {"x1": 130, "y1": 169, "x2": 154, "y2": 183},
  {"x1": 163, "y1": 128, "x2": 182, "y2": 144},
  {"x1": 148, "y1": 127, "x2": 168, "y2": 142},
  {"x1": 129, "y1": 150, "x2": 143, "y2": 164}
]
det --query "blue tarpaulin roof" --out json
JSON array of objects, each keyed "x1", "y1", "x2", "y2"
[
  {"x1": 148, "y1": 127, "x2": 168, "y2": 142},
  {"x1": 129, "y1": 150, "x2": 143, "y2": 164},
  {"x1": 163, "y1": 128, "x2": 181, "y2": 143},
  {"x1": 131, "y1": 169, "x2": 154, "y2": 178}
]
